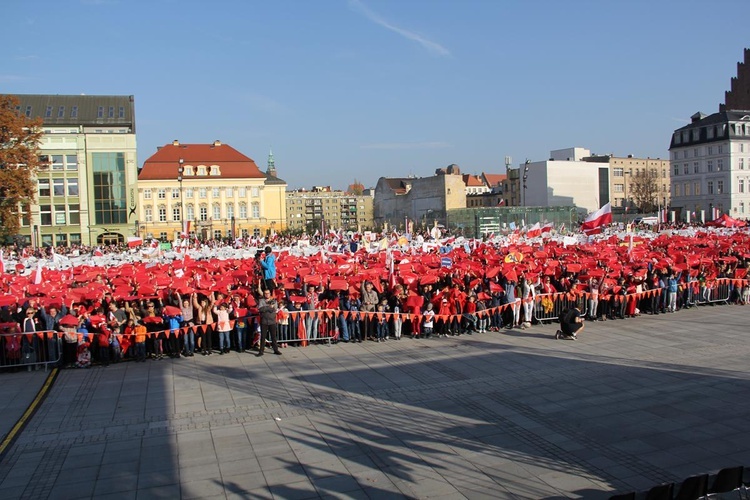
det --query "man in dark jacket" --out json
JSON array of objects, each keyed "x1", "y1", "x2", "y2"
[{"x1": 257, "y1": 288, "x2": 281, "y2": 356}]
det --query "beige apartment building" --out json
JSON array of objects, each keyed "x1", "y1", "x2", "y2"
[
  {"x1": 582, "y1": 155, "x2": 671, "y2": 212},
  {"x1": 138, "y1": 141, "x2": 286, "y2": 241},
  {"x1": 286, "y1": 187, "x2": 373, "y2": 233}
]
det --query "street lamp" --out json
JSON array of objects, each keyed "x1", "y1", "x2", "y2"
[
  {"x1": 522, "y1": 159, "x2": 530, "y2": 207},
  {"x1": 177, "y1": 158, "x2": 184, "y2": 236}
]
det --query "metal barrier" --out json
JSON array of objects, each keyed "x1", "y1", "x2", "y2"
[
  {"x1": 0, "y1": 331, "x2": 62, "y2": 372},
  {"x1": 535, "y1": 293, "x2": 587, "y2": 324}
]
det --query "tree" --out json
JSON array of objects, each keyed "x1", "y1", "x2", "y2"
[
  {"x1": 0, "y1": 95, "x2": 43, "y2": 239},
  {"x1": 629, "y1": 169, "x2": 659, "y2": 213},
  {"x1": 347, "y1": 179, "x2": 364, "y2": 195}
]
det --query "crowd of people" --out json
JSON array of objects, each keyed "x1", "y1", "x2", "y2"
[{"x1": 1, "y1": 223, "x2": 749, "y2": 370}]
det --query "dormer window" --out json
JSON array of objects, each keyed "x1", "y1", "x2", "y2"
[
  {"x1": 197, "y1": 166, "x2": 207, "y2": 176},
  {"x1": 183, "y1": 165, "x2": 194, "y2": 176},
  {"x1": 210, "y1": 165, "x2": 221, "y2": 176}
]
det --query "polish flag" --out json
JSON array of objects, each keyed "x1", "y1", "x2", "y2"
[
  {"x1": 541, "y1": 222, "x2": 554, "y2": 234},
  {"x1": 581, "y1": 202, "x2": 612, "y2": 235},
  {"x1": 33, "y1": 262, "x2": 43, "y2": 285},
  {"x1": 526, "y1": 222, "x2": 542, "y2": 238},
  {"x1": 127, "y1": 236, "x2": 143, "y2": 248}
]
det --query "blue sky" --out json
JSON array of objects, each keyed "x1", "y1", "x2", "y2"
[{"x1": 3, "y1": 0, "x2": 750, "y2": 190}]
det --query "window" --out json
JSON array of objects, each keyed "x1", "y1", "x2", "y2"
[
  {"x1": 40, "y1": 205, "x2": 52, "y2": 226},
  {"x1": 187, "y1": 204, "x2": 194, "y2": 221},
  {"x1": 251, "y1": 202, "x2": 260, "y2": 218},
  {"x1": 45, "y1": 106, "x2": 53, "y2": 118},
  {"x1": 741, "y1": 158, "x2": 745, "y2": 170},
  {"x1": 684, "y1": 183, "x2": 690, "y2": 196},
  {"x1": 67, "y1": 178, "x2": 79, "y2": 196},
  {"x1": 97, "y1": 106, "x2": 104, "y2": 118},
  {"x1": 251, "y1": 187, "x2": 260, "y2": 197},
  {"x1": 226, "y1": 187, "x2": 233, "y2": 197},
  {"x1": 692, "y1": 129, "x2": 700, "y2": 141},
  {"x1": 71, "y1": 106, "x2": 78, "y2": 118},
  {"x1": 694, "y1": 182, "x2": 700, "y2": 195},
  {"x1": 118, "y1": 106, "x2": 125, "y2": 118},
  {"x1": 184, "y1": 166, "x2": 193, "y2": 175},
  {"x1": 52, "y1": 155, "x2": 64, "y2": 170},
  {"x1": 57, "y1": 106, "x2": 65, "y2": 118},
  {"x1": 253, "y1": 228, "x2": 261, "y2": 238},
  {"x1": 199, "y1": 188, "x2": 206, "y2": 198},
  {"x1": 694, "y1": 162, "x2": 700, "y2": 174},
  {"x1": 108, "y1": 106, "x2": 114, "y2": 118},
  {"x1": 707, "y1": 160, "x2": 713, "y2": 172},
  {"x1": 23, "y1": 106, "x2": 31, "y2": 117},
  {"x1": 158, "y1": 206, "x2": 167, "y2": 222},
  {"x1": 227, "y1": 204, "x2": 234, "y2": 219},
  {"x1": 614, "y1": 184, "x2": 623, "y2": 193},
  {"x1": 92, "y1": 152, "x2": 127, "y2": 224},
  {"x1": 173, "y1": 206, "x2": 181, "y2": 221},
  {"x1": 39, "y1": 179, "x2": 50, "y2": 197},
  {"x1": 238, "y1": 187, "x2": 247, "y2": 197},
  {"x1": 694, "y1": 148, "x2": 700, "y2": 157},
  {"x1": 741, "y1": 144, "x2": 745, "y2": 153},
  {"x1": 239, "y1": 203, "x2": 247, "y2": 218},
  {"x1": 66, "y1": 155, "x2": 78, "y2": 170},
  {"x1": 185, "y1": 188, "x2": 194, "y2": 198},
  {"x1": 717, "y1": 180, "x2": 724, "y2": 194},
  {"x1": 214, "y1": 230, "x2": 222, "y2": 239},
  {"x1": 144, "y1": 189, "x2": 152, "y2": 200},
  {"x1": 213, "y1": 204, "x2": 221, "y2": 220},
  {"x1": 212, "y1": 188, "x2": 220, "y2": 197},
  {"x1": 674, "y1": 133, "x2": 681, "y2": 145},
  {"x1": 674, "y1": 184, "x2": 680, "y2": 197},
  {"x1": 740, "y1": 179, "x2": 745, "y2": 193},
  {"x1": 199, "y1": 206, "x2": 208, "y2": 221},
  {"x1": 708, "y1": 181, "x2": 714, "y2": 194},
  {"x1": 172, "y1": 189, "x2": 180, "y2": 199},
  {"x1": 674, "y1": 165, "x2": 679, "y2": 176},
  {"x1": 159, "y1": 232, "x2": 168, "y2": 242},
  {"x1": 683, "y1": 164, "x2": 689, "y2": 175},
  {"x1": 145, "y1": 207, "x2": 153, "y2": 222},
  {"x1": 53, "y1": 178, "x2": 65, "y2": 196},
  {"x1": 210, "y1": 165, "x2": 220, "y2": 175},
  {"x1": 54, "y1": 205, "x2": 66, "y2": 225},
  {"x1": 69, "y1": 204, "x2": 80, "y2": 224},
  {"x1": 241, "y1": 228, "x2": 249, "y2": 238},
  {"x1": 741, "y1": 202, "x2": 745, "y2": 214},
  {"x1": 717, "y1": 159, "x2": 723, "y2": 171},
  {"x1": 197, "y1": 166, "x2": 206, "y2": 175},
  {"x1": 708, "y1": 146, "x2": 713, "y2": 155},
  {"x1": 718, "y1": 145, "x2": 724, "y2": 154},
  {"x1": 157, "y1": 189, "x2": 166, "y2": 199}
]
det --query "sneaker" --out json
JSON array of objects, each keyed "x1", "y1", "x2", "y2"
[{"x1": 555, "y1": 330, "x2": 561, "y2": 340}]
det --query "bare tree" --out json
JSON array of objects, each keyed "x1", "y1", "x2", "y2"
[{"x1": 629, "y1": 169, "x2": 659, "y2": 213}]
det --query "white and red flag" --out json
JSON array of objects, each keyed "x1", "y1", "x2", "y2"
[{"x1": 581, "y1": 202, "x2": 612, "y2": 235}]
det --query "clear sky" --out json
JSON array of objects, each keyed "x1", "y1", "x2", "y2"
[{"x1": 3, "y1": 0, "x2": 750, "y2": 190}]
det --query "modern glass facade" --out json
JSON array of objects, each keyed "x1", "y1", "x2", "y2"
[{"x1": 92, "y1": 152, "x2": 127, "y2": 224}]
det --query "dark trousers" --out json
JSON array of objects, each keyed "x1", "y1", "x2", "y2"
[{"x1": 259, "y1": 323, "x2": 279, "y2": 353}]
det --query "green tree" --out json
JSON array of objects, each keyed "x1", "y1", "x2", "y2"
[{"x1": 0, "y1": 95, "x2": 43, "y2": 239}]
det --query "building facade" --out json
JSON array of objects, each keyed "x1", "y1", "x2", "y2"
[
  {"x1": 286, "y1": 187, "x2": 373, "y2": 233},
  {"x1": 138, "y1": 141, "x2": 286, "y2": 241},
  {"x1": 6, "y1": 94, "x2": 138, "y2": 247},
  {"x1": 373, "y1": 165, "x2": 468, "y2": 230},
  {"x1": 670, "y1": 49, "x2": 750, "y2": 221},
  {"x1": 581, "y1": 154, "x2": 670, "y2": 213}
]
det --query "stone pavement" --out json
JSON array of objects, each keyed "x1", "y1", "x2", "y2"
[{"x1": 1, "y1": 304, "x2": 749, "y2": 499}]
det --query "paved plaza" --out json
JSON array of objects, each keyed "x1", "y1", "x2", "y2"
[{"x1": 1, "y1": 305, "x2": 749, "y2": 499}]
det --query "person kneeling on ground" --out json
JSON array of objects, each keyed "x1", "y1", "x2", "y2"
[{"x1": 556, "y1": 306, "x2": 584, "y2": 340}]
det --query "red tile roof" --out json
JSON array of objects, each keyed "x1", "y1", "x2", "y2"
[
  {"x1": 482, "y1": 173, "x2": 506, "y2": 188},
  {"x1": 462, "y1": 174, "x2": 485, "y2": 187},
  {"x1": 139, "y1": 142, "x2": 266, "y2": 180}
]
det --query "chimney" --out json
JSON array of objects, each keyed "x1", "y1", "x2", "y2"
[
  {"x1": 172, "y1": 139, "x2": 179, "y2": 146},
  {"x1": 213, "y1": 140, "x2": 222, "y2": 147}
]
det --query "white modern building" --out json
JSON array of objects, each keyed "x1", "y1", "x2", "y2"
[
  {"x1": 669, "y1": 49, "x2": 750, "y2": 221},
  {"x1": 521, "y1": 147, "x2": 608, "y2": 215}
]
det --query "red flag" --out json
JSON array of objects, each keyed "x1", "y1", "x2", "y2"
[
  {"x1": 526, "y1": 222, "x2": 541, "y2": 238},
  {"x1": 541, "y1": 222, "x2": 554, "y2": 233}
]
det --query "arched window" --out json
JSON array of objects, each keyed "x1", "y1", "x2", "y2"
[{"x1": 213, "y1": 203, "x2": 221, "y2": 220}]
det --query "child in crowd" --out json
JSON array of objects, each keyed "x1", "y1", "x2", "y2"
[{"x1": 422, "y1": 302, "x2": 435, "y2": 339}]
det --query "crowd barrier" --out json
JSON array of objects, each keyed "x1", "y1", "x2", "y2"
[
  {"x1": 1, "y1": 277, "x2": 747, "y2": 367},
  {"x1": 0, "y1": 331, "x2": 62, "y2": 372}
]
